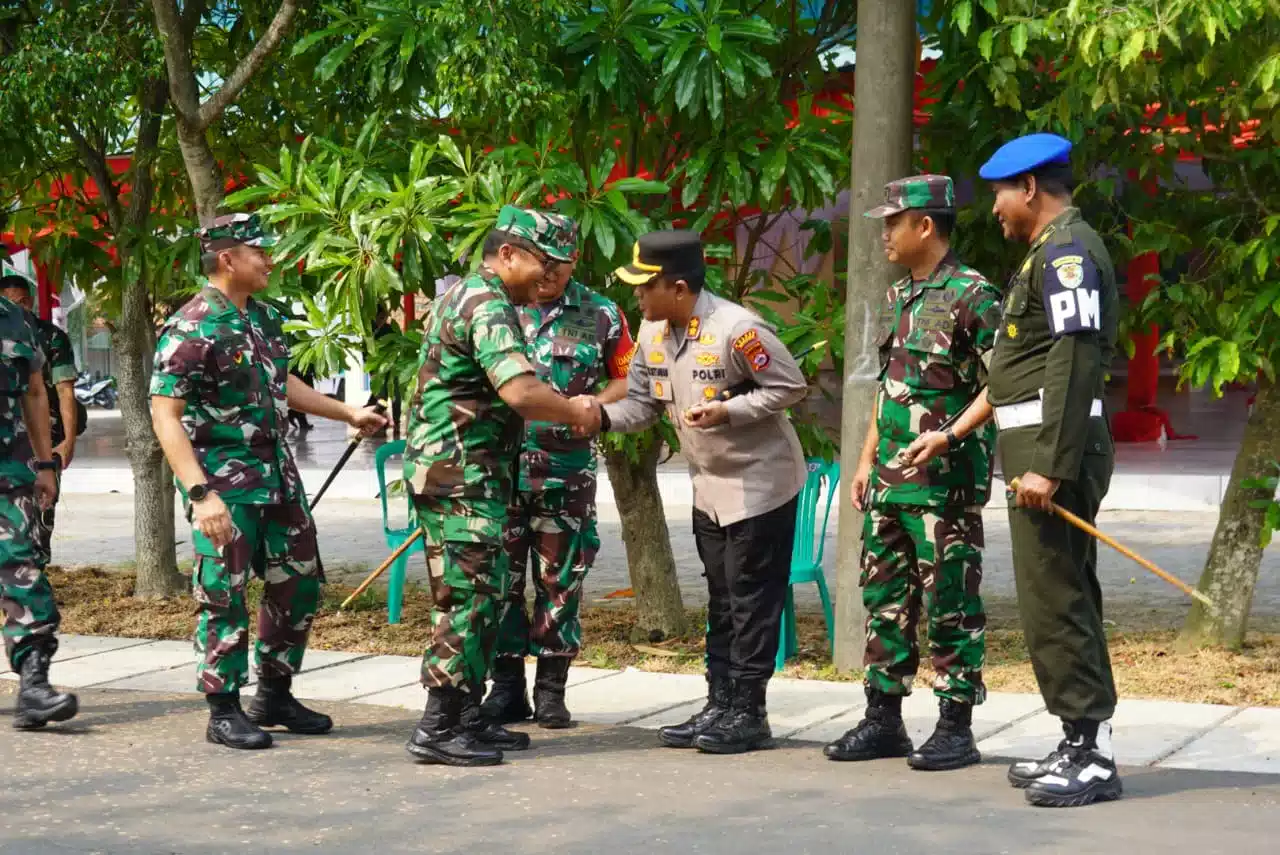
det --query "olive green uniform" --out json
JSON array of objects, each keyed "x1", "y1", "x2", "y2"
[{"x1": 987, "y1": 207, "x2": 1119, "y2": 723}]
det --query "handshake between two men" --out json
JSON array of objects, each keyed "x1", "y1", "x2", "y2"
[{"x1": 565, "y1": 395, "x2": 730, "y2": 438}]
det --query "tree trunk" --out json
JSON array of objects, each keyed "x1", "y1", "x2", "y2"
[
  {"x1": 832, "y1": 0, "x2": 917, "y2": 671},
  {"x1": 175, "y1": 121, "x2": 226, "y2": 226},
  {"x1": 1179, "y1": 380, "x2": 1280, "y2": 649},
  {"x1": 115, "y1": 252, "x2": 183, "y2": 597},
  {"x1": 604, "y1": 441, "x2": 688, "y2": 641}
]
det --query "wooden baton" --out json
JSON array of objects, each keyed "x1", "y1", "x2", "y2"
[
  {"x1": 339, "y1": 528, "x2": 424, "y2": 611},
  {"x1": 1008, "y1": 477, "x2": 1215, "y2": 609}
]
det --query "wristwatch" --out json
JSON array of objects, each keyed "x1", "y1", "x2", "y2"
[
  {"x1": 599, "y1": 407, "x2": 612, "y2": 433},
  {"x1": 944, "y1": 428, "x2": 959, "y2": 450},
  {"x1": 34, "y1": 460, "x2": 57, "y2": 472},
  {"x1": 188, "y1": 483, "x2": 212, "y2": 502}
]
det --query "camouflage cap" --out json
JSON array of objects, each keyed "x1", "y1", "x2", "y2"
[
  {"x1": 198, "y1": 212, "x2": 277, "y2": 254},
  {"x1": 864, "y1": 174, "x2": 955, "y2": 219},
  {"x1": 494, "y1": 205, "x2": 577, "y2": 262}
]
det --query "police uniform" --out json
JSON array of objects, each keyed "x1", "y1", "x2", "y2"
[
  {"x1": 0, "y1": 295, "x2": 77, "y2": 730},
  {"x1": 979, "y1": 134, "x2": 1122, "y2": 807},
  {"x1": 823, "y1": 176, "x2": 1002, "y2": 771},
  {"x1": 603, "y1": 230, "x2": 808, "y2": 755}
]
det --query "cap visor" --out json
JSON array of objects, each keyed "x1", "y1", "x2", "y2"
[
  {"x1": 615, "y1": 264, "x2": 659, "y2": 286},
  {"x1": 863, "y1": 204, "x2": 905, "y2": 219}
]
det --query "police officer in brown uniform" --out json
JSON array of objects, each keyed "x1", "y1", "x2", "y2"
[{"x1": 583, "y1": 230, "x2": 808, "y2": 755}]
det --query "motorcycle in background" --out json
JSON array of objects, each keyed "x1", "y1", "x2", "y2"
[{"x1": 74, "y1": 372, "x2": 117, "y2": 409}]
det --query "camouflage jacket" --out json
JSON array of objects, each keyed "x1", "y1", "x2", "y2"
[
  {"x1": 12, "y1": 312, "x2": 78, "y2": 447},
  {"x1": 0, "y1": 296, "x2": 44, "y2": 492},
  {"x1": 871, "y1": 253, "x2": 1002, "y2": 508},
  {"x1": 404, "y1": 267, "x2": 535, "y2": 503},
  {"x1": 150, "y1": 285, "x2": 302, "y2": 505},
  {"x1": 517, "y1": 279, "x2": 632, "y2": 492}
]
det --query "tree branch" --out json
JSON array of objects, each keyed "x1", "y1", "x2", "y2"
[
  {"x1": 196, "y1": 0, "x2": 300, "y2": 131},
  {"x1": 62, "y1": 121, "x2": 124, "y2": 231},
  {"x1": 126, "y1": 76, "x2": 171, "y2": 229},
  {"x1": 181, "y1": 0, "x2": 207, "y2": 38},
  {"x1": 150, "y1": 0, "x2": 203, "y2": 126}
]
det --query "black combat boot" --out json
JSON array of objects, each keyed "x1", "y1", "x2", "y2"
[
  {"x1": 1024, "y1": 720, "x2": 1122, "y2": 808},
  {"x1": 823, "y1": 688, "x2": 913, "y2": 762},
  {"x1": 908, "y1": 698, "x2": 981, "y2": 771},
  {"x1": 12, "y1": 642, "x2": 78, "y2": 730},
  {"x1": 246, "y1": 673, "x2": 334, "y2": 735},
  {"x1": 459, "y1": 684, "x2": 531, "y2": 751},
  {"x1": 533, "y1": 657, "x2": 572, "y2": 729},
  {"x1": 407, "y1": 686, "x2": 504, "y2": 766},
  {"x1": 206, "y1": 692, "x2": 273, "y2": 750},
  {"x1": 480, "y1": 656, "x2": 533, "y2": 724},
  {"x1": 694, "y1": 678, "x2": 774, "y2": 755},
  {"x1": 658, "y1": 675, "x2": 732, "y2": 749}
]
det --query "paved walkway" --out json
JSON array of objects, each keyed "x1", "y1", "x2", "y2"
[{"x1": 4, "y1": 633, "x2": 1279, "y2": 777}]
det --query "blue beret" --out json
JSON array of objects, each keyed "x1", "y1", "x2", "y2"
[{"x1": 978, "y1": 133, "x2": 1072, "y2": 181}]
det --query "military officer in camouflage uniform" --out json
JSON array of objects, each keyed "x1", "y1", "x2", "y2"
[
  {"x1": 1, "y1": 275, "x2": 82, "y2": 566},
  {"x1": 822, "y1": 175, "x2": 1001, "y2": 771},
  {"x1": 151, "y1": 212, "x2": 388, "y2": 750},
  {"x1": 591, "y1": 230, "x2": 808, "y2": 756},
  {"x1": 1, "y1": 290, "x2": 74, "y2": 729},
  {"x1": 403, "y1": 205, "x2": 602, "y2": 767},
  {"x1": 482, "y1": 216, "x2": 634, "y2": 729},
  {"x1": 907, "y1": 134, "x2": 1122, "y2": 807}
]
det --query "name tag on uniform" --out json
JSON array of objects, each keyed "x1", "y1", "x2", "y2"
[{"x1": 914, "y1": 293, "x2": 953, "y2": 332}]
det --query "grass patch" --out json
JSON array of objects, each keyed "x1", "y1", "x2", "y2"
[{"x1": 45, "y1": 566, "x2": 1280, "y2": 708}]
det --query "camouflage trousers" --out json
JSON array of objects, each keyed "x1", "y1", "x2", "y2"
[
  {"x1": 495, "y1": 479, "x2": 600, "y2": 661},
  {"x1": 416, "y1": 496, "x2": 507, "y2": 690},
  {"x1": 0, "y1": 489, "x2": 60, "y2": 669},
  {"x1": 189, "y1": 501, "x2": 323, "y2": 694},
  {"x1": 859, "y1": 504, "x2": 987, "y2": 704}
]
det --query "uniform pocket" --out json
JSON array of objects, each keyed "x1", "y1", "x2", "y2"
[
  {"x1": 192, "y1": 554, "x2": 232, "y2": 608},
  {"x1": 1003, "y1": 277, "x2": 1030, "y2": 317}
]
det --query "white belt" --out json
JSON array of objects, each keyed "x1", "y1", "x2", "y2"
[{"x1": 993, "y1": 397, "x2": 1103, "y2": 431}]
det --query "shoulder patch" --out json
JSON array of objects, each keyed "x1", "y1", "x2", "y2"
[{"x1": 1043, "y1": 241, "x2": 1101, "y2": 337}]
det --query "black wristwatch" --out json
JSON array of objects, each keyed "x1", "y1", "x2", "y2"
[
  {"x1": 188, "y1": 483, "x2": 211, "y2": 502},
  {"x1": 944, "y1": 428, "x2": 958, "y2": 449},
  {"x1": 34, "y1": 460, "x2": 57, "y2": 472},
  {"x1": 599, "y1": 407, "x2": 612, "y2": 433}
]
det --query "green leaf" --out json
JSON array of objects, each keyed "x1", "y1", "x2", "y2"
[
  {"x1": 1010, "y1": 23, "x2": 1028, "y2": 57},
  {"x1": 707, "y1": 24, "x2": 723, "y2": 54},
  {"x1": 316, "y1": 42, "x2": 355, "y2": 82},
  {"x1": 1219, "y1": 341, "x2": 1241, "y2": 381},
  {"x1": 1260, "y1": 56, "x2": 1279, "y2": 92},
  {"x1": 608, "y1": 178, "x2": 669, "y2": 194},
  {"x1": 675, "y1": 56, "x2": 700, "y2": 111},
  {"x1": 661, "y1": 33, "x2": 697, "y2": 78},
  {"x1": 1119, "y1": 29, "x2": 1146, "y2": 69},
  {"x1": 759, "y1": 147, "x2": 788, "y2": 203},
  {"x1": 594, "y1": 216, "x2": 617, "y2": 260},
  {"x1": 598, "y1": 45, "x2": 619, "y2": 90},
  {"x1": 720, "y1": 45, "x2": 747, "y2": 95},
  {"x1": 708, "y1": 63, "x2": 724, "y2": 122},
  {"x1": 980, "y1": 0, "x2": 999, "y2": 18},
  {"x1": 399, "y1": 28, "x2": 416, "y2": 62},
  {"x1": 1255, "y1": 245, "x2": 1271, "y2": 279},
  {"x1": 291, "y1": 27, "x2": 339, "y2": 57},
  {"x1": 978, "y1": 30, "x2": 995, "y2": 62},
  {"x1": 954, "y1": 1, "x2": 972, "y2": 35}
]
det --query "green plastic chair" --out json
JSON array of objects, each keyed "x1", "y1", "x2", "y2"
[
  {"x1": 775, "y1": 458, "x2": 840, "y2": 671},
  {"x1": 375, "y1": 439, "x2": 423, "y2": 624}
]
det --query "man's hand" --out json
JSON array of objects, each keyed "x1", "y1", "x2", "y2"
[
  {"x1": 347, "y1": 405, "x2": 389, "y2": 438},
  {"x1": 193, "y1": 492, "x2": 234, "y2": 550},
  {"x1": 1014, "y1": 472, "x2": 1060, "y2": 512},
  {"x1": 904, "y1": 431, "x2": 949, "y2": 467},
  {"x1": 682, "y1": 401, "x2": 729, "y2": 429},
  {"x1": 34, "y1": 471, "x2": 56, "y2": 511},
  {"x1": 850, "y1": 462, "x2": 872, "y2": 512},
  {"x1": 570, "y1": 396, "x2": 602, "y2": 436},
  {"x1": 53, "y1": 440, "x2": 74, "y2": 469}
]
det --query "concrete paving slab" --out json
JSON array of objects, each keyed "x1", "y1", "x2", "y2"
[
  {"x1": 289, "y1": 655, "x2": 419, "y2": 701},
  {"x1": 628, "y1": 677, "x2": 865, "y2": 738},
  {"x1": 978, "y1": 698, "x2": 1241, "y2": 766},
  {"x1": 95, "y1": 665, "x2": 198, "y2": 694},
  {"x1": 0, "y1": 640, "x2": 196, "y2": 688},
  {"x1": 1159, "y1": 707, "x2": 1280, "y2": 774},
  {"x1": 243, "y1": 650, "x2": 375, "y2": 687},
  {"x1": 563, "y1": 669, "x2": 707, "y2": 725},
  {"x1": 789, "y1": 690, "x2": 1046, "y2": 747},
  {"x1": 0, "y1": 633, "x2": 155, "y2": 676},
  {"x1": 522, "y1": 662, "x2": 623, "y2": 688},
  {"x1": 354, "y1": 664, "x2": 626, "y2": 712}
]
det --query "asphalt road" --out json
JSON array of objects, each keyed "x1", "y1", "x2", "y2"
[{"x1": 1, "y1": 687, "x2": 1277, "y2": 855}]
